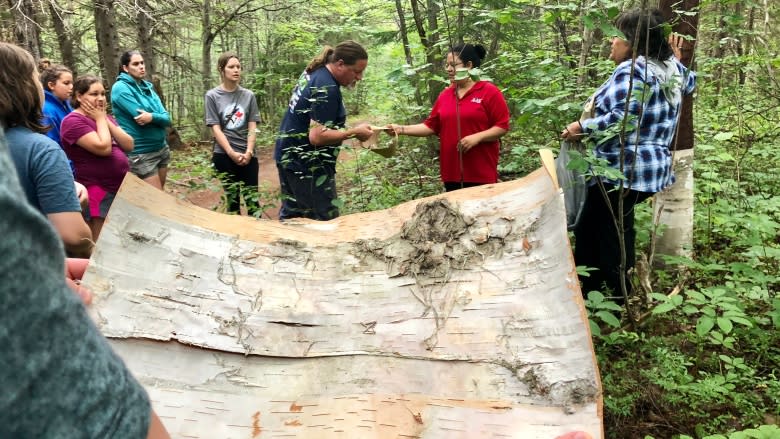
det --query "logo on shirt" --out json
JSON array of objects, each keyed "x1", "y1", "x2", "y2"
[
  {"x1": 222, "y1": 103, "x2": 246, "y2": 130},
  {"x1": 287, "y1": 71, "x2": 311, "y2": 113},
  {"x1": 471, "y1": 97, "x2": 483, "y2": 104}
]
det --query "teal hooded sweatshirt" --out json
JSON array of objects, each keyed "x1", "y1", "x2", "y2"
[{"x1": 110, "y1": 72, "x2": 171, "y2": 154}]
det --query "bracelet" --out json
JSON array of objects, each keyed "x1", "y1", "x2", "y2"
[
  {"x1": 576, "y1": 120, "x2": 583, "y2": 131},
  {"x1": 400, "y1": 126, "x2": 405, "y2": 134}
]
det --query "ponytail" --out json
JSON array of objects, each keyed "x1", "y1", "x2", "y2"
[
  {"x1": 306, "y1": 46, "x2": 334, "y2": 73},
  {"x1": 305, "y1": 40, "x2": 367, "y2": 73}
]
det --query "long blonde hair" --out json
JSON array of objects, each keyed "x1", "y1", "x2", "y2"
[{"x1": 305, "y1": 40, "x2": 367, "y2": 73}]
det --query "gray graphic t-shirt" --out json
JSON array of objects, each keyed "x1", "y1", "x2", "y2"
[{"x1": 204, "y1": 86, "x2": 261, "y2": 154}]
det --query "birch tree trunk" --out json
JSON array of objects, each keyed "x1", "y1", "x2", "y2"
[
  {"x1": 652, "y1": 149, "x2": 695, "y2": 261},
  {"x1": 84, "y1": 168, "x2": 603, "y2": 438},
  {"x1": 654, "y1": 0, "x2": 699, "y2": 267}
]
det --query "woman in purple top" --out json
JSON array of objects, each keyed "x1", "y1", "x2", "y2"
[{"x1": 61, "y1": 75, "x2": 134, "y2": 239}]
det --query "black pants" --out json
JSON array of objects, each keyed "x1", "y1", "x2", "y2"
[
  {"x1": 276, "y1": 164, "x2": 338, "y2": 221},
  {"x1": 443, "y1": 181, "x2": 484, "y2": 192},
  {"x1": 212, "y1": 153, "x2": 259, "y2": 215},
  {"x1": 574, "y1": 184, "x2": 652, "y2": 301}
]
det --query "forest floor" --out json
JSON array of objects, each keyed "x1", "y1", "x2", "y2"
[
  {"x1": 166, "y1": 139, "x2": 367, "y2": 220},
  {"x1": 166, "y1": 142, "x2": 281, "y2": 219}
]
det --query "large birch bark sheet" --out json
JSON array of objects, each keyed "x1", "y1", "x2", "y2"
[{"x1": 85, "y1": 167, "x2": 603, "y2": 438}]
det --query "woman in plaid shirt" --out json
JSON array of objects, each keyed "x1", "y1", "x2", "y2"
[{"x1": 561, "y1": 8, "x2": 696, "y2": 302}]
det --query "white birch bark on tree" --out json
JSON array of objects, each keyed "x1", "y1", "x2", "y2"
[
  {"x1": 85, "y1": 168, "x2": 603, "y2": 438},
  {"x1": 653, "y1": 149, "x2": 695, "y2": 262},
  {"x1": 655, "y1": 0, "x2": 700, "y2": 268}
]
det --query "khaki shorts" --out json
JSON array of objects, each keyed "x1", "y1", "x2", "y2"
[{"x1": 128, "y1": 146, "x2": 170, "y2": 179}]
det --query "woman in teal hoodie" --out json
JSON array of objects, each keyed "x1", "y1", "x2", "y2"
[{"x1": 110, "y1": 50, "x2": 171, "y2": 190}]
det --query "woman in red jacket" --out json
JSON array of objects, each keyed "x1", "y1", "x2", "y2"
[{"x1": 389, "y1": 43, "x2": 510, "y2": 191}]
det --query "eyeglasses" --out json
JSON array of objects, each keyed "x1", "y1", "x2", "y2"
[{"x1": 443, "y1": 62, "x2": 464, "y2": 70}]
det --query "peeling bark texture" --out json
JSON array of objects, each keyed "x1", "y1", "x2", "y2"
[
  {"x1": 85, "y1": 169, "x2": 603, "y2": 438},
  {"x1": 653, "y1": 148, "x2": 695, "y2": 265}
]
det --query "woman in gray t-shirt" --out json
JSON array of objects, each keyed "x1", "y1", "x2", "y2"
[{"x1": 204, "y1": 52, "x2": 261, "y2": 215}]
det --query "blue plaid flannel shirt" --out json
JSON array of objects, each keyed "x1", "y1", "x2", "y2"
[{"x1": 582, "y1": 56, "x2": 696, "y2": 193}]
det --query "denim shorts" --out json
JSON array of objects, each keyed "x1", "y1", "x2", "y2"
[{"x1": 128, "y1": 146, "x2": 170, "y2": 179}]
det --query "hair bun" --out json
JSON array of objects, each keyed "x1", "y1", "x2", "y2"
[{"x1": 474, "y1": 44, "x2": 487, "y2": 60}]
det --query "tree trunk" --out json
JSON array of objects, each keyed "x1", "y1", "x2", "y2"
[
  {"x1": 410, "y1": 0, "x2": 441, "y2": 107},
  {"x1": 654, "y1": 0, "x2": 699, "y2": 267},
  {"x1": 554, "y1": 17, "x2": 576, "y2": 70},
  {"x1": 455, "y1": 0, "x2": 464, "y2": 44},
  {"x1": 151, "y1": 77, "x2": 183, "y2": 150},
  {"x1": 396, "y1": 0, "x2": 413, "y2": 67},
  {"x1": 711, "y1": 2, "x2": 726, "y2": 100},
  {"x1": 10, "y1": 0, "x2": 42, "y2": 59},
  {"x1": 94, "y1": 0, "x2": 120, "y2": 88},
  {"x1": 735, "y1": 2, "x2": 745, "y2": 86},
  {"x1": 48, "y1": 1, "x2": 76, "y2": 70},
  {"x1": 136, "y1": 0, "x2": 155, "y2": 78},
  {"x1": 577, "y1": 26, "x2": 595, "y2": 87},
  {"x1": 652, "y1": 149, "x2": 694, "y2": 262},
  {"x1": 84, "y1": 168, "x2": 603, "y2": 438},
  {"x1": 394, "y1": 0, "x2": 425, "y2": 110},
  {"x1": 200, "y1": 0, "x2": 214, "y2": 140}
]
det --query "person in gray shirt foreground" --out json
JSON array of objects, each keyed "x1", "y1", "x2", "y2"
[{"x1": 0, "y1": 124, "x2": 170, "y2": 438}]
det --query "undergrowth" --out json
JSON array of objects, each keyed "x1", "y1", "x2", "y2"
[{"x1": 586, "y1": 84, "x2": 780, "y2": 438}]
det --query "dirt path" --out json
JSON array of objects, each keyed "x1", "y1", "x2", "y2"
[
  {"x1": 256, "y1": 146, "x2": 281, "y2": 219},
  {"x1": 167, "y1": 145, "x2": 281, "y2": 220}
]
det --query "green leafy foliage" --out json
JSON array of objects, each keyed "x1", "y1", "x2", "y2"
[{"x1": 102, "y1": 0, "x2": 780, "y2": 436}]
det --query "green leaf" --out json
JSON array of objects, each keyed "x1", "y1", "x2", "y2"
[
  {"x1": 315, "y1": 175, "x2": 327, "y2": 187},
  {"x1": 713, "y1": 131, "x2": 735, "y2": 141},
  {"x1": 595, "y1": 310, "x2": 621, "y2": 328},
  {"x1": 649, "y1": 292, "x2": 668, "y2": 301},
  {"x1": 701, "y1": 307, "x2": 717, "y2": 317},
  {"x1": 716, "y1": 317, "x2": 733, "y2": 334},
  {"x1": 729, "y1": 316, "x2": 754, "y2": 327},
  {"x1": 652, "y1": 302, "x2": 676, "y2": 314},
  {"x1": 685, "y1": 290, "x2": 706, "y2": 302},
  {"x1": 697, "y1": 316, "x2": 715, "y2": 336},
  {"x1": 588, "y1": 320, "x2": 601, "y2": 336},
  {"x1": 587, "y1": 290, "x2": 605, "y2": 303},
  {"x1": 582, "y1": 15, "x2": 594, "y2": 28},
  {"x1": 600, "y1": 301, "x2": 625, "y2": 312}
]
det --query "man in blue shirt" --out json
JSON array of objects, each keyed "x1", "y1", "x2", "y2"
[{"x1": 275, "y1": 40, "x2": 373, "y2": 220}]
